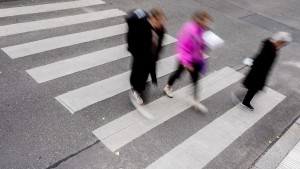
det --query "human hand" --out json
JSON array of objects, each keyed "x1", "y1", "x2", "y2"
[{"x1": 184, "y1": 64, "x2": 194, "y2": 72}]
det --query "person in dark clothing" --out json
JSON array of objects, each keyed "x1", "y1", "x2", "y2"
[
  {"x1": 126, "y1": 8, "x2": 166, "y2": 105},
  {"x1": 240, "y1": 32, "x2": 292, "y2": 111}
]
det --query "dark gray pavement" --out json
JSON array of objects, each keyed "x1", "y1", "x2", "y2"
[{"x1": 0, "y1": 0, "x2": 299, "y2": 168}]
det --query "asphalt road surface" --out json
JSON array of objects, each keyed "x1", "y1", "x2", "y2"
[{"x1": 1, "y1": 0, "x2": 300, "y2": 168}]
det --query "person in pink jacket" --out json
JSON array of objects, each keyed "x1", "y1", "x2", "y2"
[{"x1": 164, "y1": 11, "x2": 212, "y2": 112}]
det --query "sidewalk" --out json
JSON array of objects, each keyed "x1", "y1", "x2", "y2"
[{"x1": 253, "y1": 117, "x2": 300, "y2": 169}]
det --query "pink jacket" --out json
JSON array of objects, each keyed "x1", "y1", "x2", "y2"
[{"x1": 176, "y1": 21, "x2": 206, "y2": 68}]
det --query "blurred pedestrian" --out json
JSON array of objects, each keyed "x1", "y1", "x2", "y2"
[
  {"x1": 163, "y1": 11, "x2": 213, "y2": 112},
  {"x1": 234, "y1": 32, "x2": 292, "y2": 111},
  {"x1": 126, "y1": 8, "x2": 166, "y2": 105}
]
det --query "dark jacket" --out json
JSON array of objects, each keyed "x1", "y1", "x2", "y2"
[
  {"x1": 243, "y1": 39, "x2": 277, "y2": 90},
  {"x1": 126, "y1": 10, "x2": 165, "y2": 82}
]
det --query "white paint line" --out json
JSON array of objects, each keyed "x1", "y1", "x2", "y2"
[
  {"x1": 0, "y1": 0, "x2": 105, "y2": 18},
  {"x1": 0, "y1": 9, "x2": 125, "y2": 37},
  {"x1": 282, "y1": 61, "x2": 300, "y2": 69},
  {"x1": 2, "y1": 24, "x2": 127, "y2": 59},
  {"x1": 55, "y1": 55, "x2": 179, "y2": 114},
  {"x1": 277, "y1": 140, "x2": 300, "y2": 169},
  {"x1": 26, "y1": 35, "x2": 177, "y2": 83},
  {"x1": 55, "y1": 54, "x2": 209, "y2": 114},
  {"x1": 147, "y1": 88, "x2": 285, "y2": 169},
  {"x1": 92, "y1": 67, "x2": 244, "y2": 152},
  {"x1": 297, "y1": 117, "x2": 300, "y2": 125}
]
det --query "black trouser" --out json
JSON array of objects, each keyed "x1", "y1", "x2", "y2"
[
  {"x1": 130, "y1": 59, "x2": 151, "y2": 93},
  {"x1": 168, "y1": 63, "x2": 201, "y2": 100},
  {"x1": 242, "y1": 88, "x2": 258, "y2": 105}
]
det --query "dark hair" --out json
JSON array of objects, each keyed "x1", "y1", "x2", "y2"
[
  {"x1": 149, "y1": 8, "x2": 165, "y2": 19},
  {"x1": 192, "y1": 11, "x2": 212, "y2": 21}
]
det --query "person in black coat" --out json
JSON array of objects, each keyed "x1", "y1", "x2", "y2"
[
  {"x1": 241, "y1": 32, "x2": 292, "y2": 110},
  {"x1": 126, "y1": 8, "x2": 166, "y2": 105}
]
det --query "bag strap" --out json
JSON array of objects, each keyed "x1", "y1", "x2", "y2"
[{"x1": 190, "y1": 34, "x2": 204, "y2": 49}]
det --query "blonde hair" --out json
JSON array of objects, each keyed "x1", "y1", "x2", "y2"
[
  {"x1": 192, "y1": 11, "x2": 212, "y2": 21},
  {"x1": 149, "y1": 8, "x2": 165, "y2": 19}
]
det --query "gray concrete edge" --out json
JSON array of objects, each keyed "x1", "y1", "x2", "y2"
[{"x1": 251, "y1": 117, "x2": 300, "y2": 169}]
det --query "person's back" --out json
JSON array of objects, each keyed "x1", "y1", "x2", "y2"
[
  {"x1": 164, "y1": 11, "x2": 212, "y2": 113},
  {"x1": 244, "y1": 39, "x2": 276, "y2": 91},
  {"x1": 126, "y1": 9, "x2": 152, "y2": 60},
  {"x1": 176, "y1": 21, "x2": 206, "y2": 68},
  {"x1": 240, "y1": 32, "x2": 292, "y2": 111},
  {"x1": 127, "y1": 8, "x2": 166, "y2": 105}
]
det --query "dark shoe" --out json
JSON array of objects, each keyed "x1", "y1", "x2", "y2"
[{"x1": 241, "y1": 102, "x2": 254, "y2": 111}]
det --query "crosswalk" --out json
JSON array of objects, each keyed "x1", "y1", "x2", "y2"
[
  {"x1": 147, "y1": 87, "x2": 285, "y2": 168},
  {"x1": 0, "y1": 0, "x2": 286, "y2": 168},
  {"x1": 0, "y1": 0, "x2": 105, "y2": 17},
  {"x1": 93, "y1": 67, "x2": 245, "y2": 152},
  {"x1": 0, "y1": 9, "x2": 126, "y2": 37},
  {"x1": 26, "y1": 35, "x2": 177, "y2": 83},
  {"x1": 3, "y1": 24, "x2": 128, "y2": 58}
]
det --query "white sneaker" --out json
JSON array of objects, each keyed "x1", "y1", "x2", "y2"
[
  {"x1": 190, "y1": 99, "x2": 208, "y2": 113},
  {"x1": 194, "y1": 103, "x2": 208, "y2": 113},
  {"x1": 132, "y1": 91, "x2": 143, "y2": 105},
  {"x1": 164, "y1": 86, "x2": 173, "y2": 98}
]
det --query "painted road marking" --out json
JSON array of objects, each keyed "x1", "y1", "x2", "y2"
[
  {"x1": 26, "y1": 35, "x2": 177, "y2": 83},
  {"x1": 92, "y1": 67, "x2": 244, "y2": 152},
  {"x1": 2, "y1": 24, "x2": 127, "y2": 59},
  {"x1": 0, "y1": 9, "x2": 125, "y2": 37},
  {"x1": 147, "y1": 87, "x2": 285, "y2": 169},
  {"x1": 0, "y1": 0, "x2": 105, "y2": 18}
]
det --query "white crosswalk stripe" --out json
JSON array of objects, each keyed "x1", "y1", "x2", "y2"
[
  {"x1": 147, "y1": 87, "x2": 285, "y2": 169},
  {"x1": 26, "y1": 35, "x2": 177, "y2": 83},
  {"x1": 92, "y1": 67, "x2": 244, "y2": 152},
  {"x1": 2, "y1": 24, "x2": 127, "y2": 59},
  {"x1": 0, "y1": 9, "x2": 126, "y2": 37},
  {"x1": 56, "y1": 55, "x2": 178, "y2": 114},
  {"x1": 0, "y1": 0, "x2": 105, "y2": 18},
  {"x1": 55, "y1": 54, "x2": 209, "y2": 114}
]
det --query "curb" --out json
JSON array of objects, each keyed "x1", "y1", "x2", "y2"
[{"x1": 252, "y1": 117, "x2": 300, "y2": 169}]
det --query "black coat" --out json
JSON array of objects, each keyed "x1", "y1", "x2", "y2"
[
  {"x1": 243, "y1": 39, "x2": 277, "y2": 90},
  {"x1": 126, "y1": 12, "x2": 165, "y2": 83}
]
